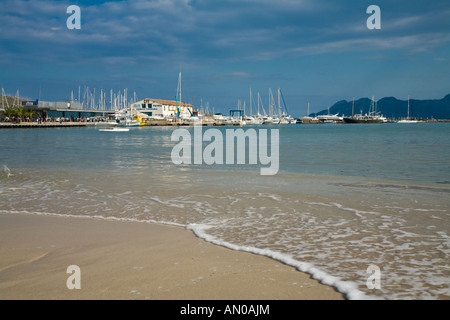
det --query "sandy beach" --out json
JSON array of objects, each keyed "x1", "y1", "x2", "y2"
[{"x1": 0, "y1": 213, "x2": 343, "y2": 300}]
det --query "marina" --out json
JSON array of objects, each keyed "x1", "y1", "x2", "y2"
[
  {"x1": 2, "y1": 81, "x2": 448, "y2": 128},
  {"x1": 0, "y1": 115, "x2": 445, "y2": 128}
]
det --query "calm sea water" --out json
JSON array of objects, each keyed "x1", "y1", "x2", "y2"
[{"x1": 1, "y1": 123, "x2": 449, "y2": 299}]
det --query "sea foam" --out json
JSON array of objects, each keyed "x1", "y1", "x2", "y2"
[{"x1": 187, "y1": 223, "x2": 371, "y2": 300}]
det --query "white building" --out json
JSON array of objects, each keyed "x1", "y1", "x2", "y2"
[{"x1": 129, "y1": 98, "x2": 194, "y2": 119}]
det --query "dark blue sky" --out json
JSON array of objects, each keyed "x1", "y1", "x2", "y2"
[{"x1": 1, "y1": 0, "x2": 449, "y2": 116}]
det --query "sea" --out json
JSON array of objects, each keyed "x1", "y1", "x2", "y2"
[{"x1": 1, "y1": 122, "x2": 449, "y2": 300}]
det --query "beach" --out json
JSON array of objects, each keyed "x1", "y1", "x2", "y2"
[{"x1": 0, "y1": 213, "x2": 343, "y2": 300}]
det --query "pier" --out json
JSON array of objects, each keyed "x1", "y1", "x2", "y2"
[
  {"x1": 141, "y1": 119, "x2": 227, "y2": 126},
  {"x1": 0, "y1": 122, "x2": 88, "y2": 128},
  {"x1": 0, "y1": 119, "x2": 229, "y2": 128}
]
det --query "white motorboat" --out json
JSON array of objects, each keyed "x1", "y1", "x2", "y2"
[{"x1": 98, "y1": 127, "x2": 130, "y2": 132}]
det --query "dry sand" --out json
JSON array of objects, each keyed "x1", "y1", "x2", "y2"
[{"x1": 0, "y1": 213, "x2": 344, "y2": 300}]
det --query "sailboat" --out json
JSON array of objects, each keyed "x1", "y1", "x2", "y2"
[
  {"x1": 176, "y1": 72, "x2": 199, "y2": 124},
  {"x1": 254, "y1": 91, "x2": 268, "y2": 124},
  {"x1": 398, "y1": 96, "x2": 418, "y2": 123},
  {"x1": 261, "y1": 88, "x2": 277, "y2": 124},
  {"x1": 244, "y1": 88, "x2": 263, "y2": 124},
  {"x1": 300, "y1": 103, "x2": 319, "y2": 124},
  {"x1": 343, "y1": 96, "x2": 385, "y2": 123},
  {"x1": 316, "y1": 105, "x2": 343, "y2": 123},
  {"x1": 277, "y1": 88, "x2": 293, "y2": 124}
]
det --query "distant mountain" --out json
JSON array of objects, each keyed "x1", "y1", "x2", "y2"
[{"x1": 314, "y1": 94, "x2": 450, "y2": 119}]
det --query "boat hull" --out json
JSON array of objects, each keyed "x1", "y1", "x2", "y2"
[
  {"x1": 343, "y1": 117, "x2": 384, "y2": 124},
  {"x1": 98, "y1": 128, "x2": 130, "y2": 132}
]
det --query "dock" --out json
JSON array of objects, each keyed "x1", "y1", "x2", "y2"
[
  {"x1": 141, "y1": 119, "x2": 227, "y2": 126},
  {"x1": 0, "y1": 119, "x2": 229, "y2": 128},
  {"x1": 0, "y1": 122, "x2": 88, "y2": 128}
]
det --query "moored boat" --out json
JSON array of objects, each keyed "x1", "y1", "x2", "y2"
[
  {"x1": 343, "y1": 115, "x2": 384, "y2": 123},
  {"x1": 98, "y1": 127, "x2": 130, "y2": 132},
  {"x1": 343, "y1": 96, "x2": 385, "y2": 123},
  {"x1": 398, "y1": 96, "x2": 418, "y2": 123}
]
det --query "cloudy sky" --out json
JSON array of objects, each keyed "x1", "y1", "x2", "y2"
[{"x1": 1, "y1": 0, "x2": 449, "y2": 115}]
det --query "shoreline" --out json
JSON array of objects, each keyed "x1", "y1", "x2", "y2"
[
  {"x1": 0, "y1": 122, "x2": 88, "y2": 128},
  {"x1": 0, "y1": 212, "x2": 344, "y2": 300},
  {"x1": 1, "y1": 119, "x2": 450, "y2": 129}
]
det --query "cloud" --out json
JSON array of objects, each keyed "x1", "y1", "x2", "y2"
[
  {"x1": 1, "y1": 0, "x2": 450, "y2": 108},
  {"x1": 2, "y1": 0, "x2": 449, "y2": 67}
]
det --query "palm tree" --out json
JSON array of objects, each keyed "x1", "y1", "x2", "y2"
[
  {"x1": 25, "y1": 109, "x2": 37, "y2": 121},
  {"x1": 3, "y1": 106, "x2": 16, "y2": 119},
  {"x1": 16, "y1": 106, "x2": 26, "y2": 120}
]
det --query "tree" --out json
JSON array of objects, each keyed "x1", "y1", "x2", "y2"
[
  {"x1": 2, "y1": 105, "x2": 32, "y2": 122},
  {"x1": 16, "y1": 106, "x2": 26, "y2": 119},
  {"x1": 3, "y1": 106, "x2": 16, "y2": 119}
]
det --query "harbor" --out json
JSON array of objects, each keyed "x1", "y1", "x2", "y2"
[
  {"x1": 1, "y1": 114, "x2": 447, "y2": 128},
  {"x1": 2, "y1": 78, "x2": 449, "y2": 128}
]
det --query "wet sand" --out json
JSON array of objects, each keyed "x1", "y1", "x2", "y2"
[{"x1": 0, "y1": 213, "x2": 344, "y2": 300}]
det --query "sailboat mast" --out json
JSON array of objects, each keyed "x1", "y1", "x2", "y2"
[
  {"x1": 178, "y1": 72, "x2": 182, "y2": 106},
  {"x1": 249, "y1": 87, "x2": 252, "y2": 116},
  {"x1": 352, "y1": 97, "x2": 355, "y2": 117},
  {"x1": 269, "y1": 88, "x2": 274, "y2": 117},
  {"x1": 257, "y1": 92, "x2": 260, "y2": 115},
  {"x1": 278, "y1": 88, "x2": 281, "y2": 117},
  {"x1": 371, "y1": 96, "x2": 374, "y2": 115},
  {"x1": 407, "y1": 95, "x2": 410, "y2": 119}
]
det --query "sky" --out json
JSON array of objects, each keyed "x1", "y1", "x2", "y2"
[{"x1": 1, "y1": 0, "x2": 449, "y2": 116}]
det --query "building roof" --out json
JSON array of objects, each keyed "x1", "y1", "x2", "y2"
[{"x1": 141, "y1": 98, "x2": 193, "y2": 108}]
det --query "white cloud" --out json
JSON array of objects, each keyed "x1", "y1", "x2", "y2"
[{"x1": 1, "y1": 0, "x2": 450, "y2": 72}]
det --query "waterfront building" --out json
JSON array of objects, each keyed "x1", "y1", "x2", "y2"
[
  {"x1": 20, "y1": 100, "x2": 114, "y2": 119},
  {"x1": 129, "y1": 98, "x2": 194, "y2": 119}
]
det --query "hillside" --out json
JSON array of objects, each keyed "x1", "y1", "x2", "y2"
[{"x1": 315, "y1": 94, "x2": 450, "y2": 119}]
